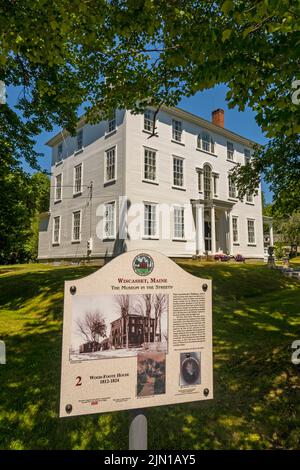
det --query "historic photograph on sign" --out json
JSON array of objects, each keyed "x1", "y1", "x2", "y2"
[
  {"x1": 69, "y1": 293, "x2": 168, "y2": 362},
  {"x1": 137, "y1": 351, "x2": 166, "y2": 397},
  {"x1": 179, "y1": 352, "x2": 201, "y2": 386}
]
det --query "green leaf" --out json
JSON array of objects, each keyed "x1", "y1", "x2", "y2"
[
  {"x1": 222, "y1": 29, "x2": 232, "y2": 41},
  {"x1": 221, "y1": 0, "x2": 234, "y2": 15}
]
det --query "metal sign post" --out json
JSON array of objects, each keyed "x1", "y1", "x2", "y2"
[
  {"x1": 129, "y1": 409, "x2": 147, "y2": 450},
  {"x1": 0, "y1": 340, "x2": 6, "y2": 364}
]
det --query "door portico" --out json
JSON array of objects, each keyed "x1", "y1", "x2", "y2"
[{"x1": 192, "y1": 199, "x2": 235, "y2": 255}]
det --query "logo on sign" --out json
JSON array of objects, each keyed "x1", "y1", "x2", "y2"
[{"x1": 132, "y1": 253, "x2": 154, "y2": 276}]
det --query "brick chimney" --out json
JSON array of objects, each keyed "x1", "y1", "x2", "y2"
[{"x1": 212, "y1": 108, "x2": 224, "y2": 128}]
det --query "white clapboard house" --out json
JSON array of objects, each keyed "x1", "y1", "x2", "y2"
[{"x1": 38, "y1": 107, "x2": 270, "y2": 262}]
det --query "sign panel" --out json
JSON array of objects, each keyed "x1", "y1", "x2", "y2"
[{"x1": 60, "y1": 250, "x2": 213, "y2": 417}]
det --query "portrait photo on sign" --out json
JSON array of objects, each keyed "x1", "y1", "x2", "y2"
[
  {"x1": 179, "y1": 352, "x2": 201, "y2": 386},
  {"x1": 137, "y1": 351, "x2": 166, "y2": 397},
  {"x1": 69, "y1": 293, "x2": 168, "y2": 362}
]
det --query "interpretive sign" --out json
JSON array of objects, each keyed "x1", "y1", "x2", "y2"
[{"x1": 60, "y1": 250, "x2": 213, "y2": 417}]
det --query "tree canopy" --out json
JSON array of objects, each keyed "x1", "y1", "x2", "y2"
[{"x1": 1, "y1": 1, "x2": 300, "y2": 211}]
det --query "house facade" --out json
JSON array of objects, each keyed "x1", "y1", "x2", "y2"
[
  {"x1": 38, "y1": 106, "x2": 265, "y2": 261},
  {"x1": 110, "y1": 314, "x2": 155, "y2": 349}
]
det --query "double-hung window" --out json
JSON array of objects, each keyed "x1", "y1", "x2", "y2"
[
  {"x1": 232, "y1": 216, "x2": 239, "y2": 243},
  {"x1": 104, "y1": 202, "x2": 116, "y2": 239},
  {"x1": 76, "y1": 129, "x2": 83, "y2": 151},
  {"x1": 144, "y1": 148, "x2": 157, "y2": 182},
  {"x1": 174, "y1": 207, "x2": 185, "y2": 239},
  {"x1": 213, "y1": 173, "x2": 219, "y2": 197},
  {"x1": 107, "y1": 111, "x2": 116, "y2": 134},
  {"x1": 55, "y1": 174, "x2": 62, "y2": 202},
  {"x1": 200, "y1": 132, "x2": 215, "y2": 153},
  {"x1": 52, "y1": 216, "x2": 61, "y2": 244},
  {"x1": 74, "y1": 164, "x2": 82, "y2": 195},
  {"x1": 72, "y1": 211, "x2": 81, "y2": 242},
  {"x1": 197, "y1": 169, "x2": 203, "y2": 192},
  {"x1": 247, "y1": 219, "x2": 256, "y2": 244},
  {"x1": 246, "y1": 192, "x2": 254, "y2": 203},
  {"x1": 173, "y1": 156, "x2": 184, "y2": 187},
  {"x1": 203, "y1": 164, "x2": 212, "y2": 200},
  {"x1": 227, "y1": 141, "x2": 234, "y2": 160},
  {"x1": 228, "y1": 175, "x2": 236, "y2": 199},
  {"x1": 57, "y1": 143, "x2": 63, "y2": 162},
  {"x1": 105, "y1": 147, "x2": 116, "y2": 182},
  {"x1": 144, "y1": 109, "x2": 155, "y2": 133},
  {"x1": 244, "y1": 148, "x2": 251, "y2": 164},
  {"x1": 144, "y1": 203, "x2": 157, "y2": 238},
  {"x1": 172, "y1": 119, "x2": 182, "y2": 142}
]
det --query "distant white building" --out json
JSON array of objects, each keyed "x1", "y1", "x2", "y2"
[{"x1": 38, "y1": 106, "x2": 266, "y2": 261}]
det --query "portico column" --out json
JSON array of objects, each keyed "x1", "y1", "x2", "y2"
[
  {"x1": 211, "y1": 205, "x2": 216, "y2": 254},
  {"x1": 196, "y1": 204, "x2": 204, "y2": 254},
  {"x1": 269, "y1": 222, "x2": 274, "y2": 246},
  {"x1": 228, "y1": 211, "x2": 233, "y2": 255}
]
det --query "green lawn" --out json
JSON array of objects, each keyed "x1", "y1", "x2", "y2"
[
  {"x1": 0, "y1": 261, "x2": 299, "y2": 450},
  {"x1": 290, "y1": 255, "x2": 300, "y2": 270}
]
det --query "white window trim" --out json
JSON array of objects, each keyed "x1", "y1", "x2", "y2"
[
  {"x1": 104, "y1": 145, "x2": 117, "y2": 184},
  {"x1": 232, "y1": 215, "x2": 239, "y2": 244},
  {"x1": 143, "y1": 201, "x2": 159, "y2": 239},
  {"x1": 172, "y1": 155, "x2": 185, "y2": 189},
  {"x1": 142, "y1": 146, "x2": 159, "y2": 184},
  {"x1": 227, "y1": 141, "x2": 235, "y2": 161},
  {"x1": 106, "y1": 111, "x2": 117, "y2": 136},
  {"x1": 143, "y1": 109, "x2": 158, "y2": 135},
  {"x1": 73, "y1": 163, "x2": 83, "y2": 196},
  {"x1": 52, "y1": 215, "x2": 61, "y2": 245},
  {"x1": 203, "y1": 163, "x2": 213, "y2": 201},
  {"x1": 72, "y1": 209, "x2": 82, "y2": 243},
  {"x1": 228, "y1": 174, "x2": 237, "y2": 200},
  {"x1": 246, "y1": 192, "x2": 254, "y2": 204},
  {"x1": 213, "y1": 172, "x2": 219, "y2": 197},
  {"x1": 54, "y1": 173, "x2": 63, "y2": 203},
  {"x1": 57, "y1": 143, "x2": 63, "y2": 164},
  {"x1": 247, "y1": 218, "x2": 256, "y2": 245},
  {"x1": 197, "y1": 168, "x2": 203, "y2": 193},
  {"x1": 173, "y1": 205, "x2": 185, "y2": 240},
  {"x1": 75, "y1": 129, "x2": 84, "y2": 153},
  {"x1": 244, "y1": 148, "x2": 251, "y2": 165},
  {"x1": 103, "y1": 200, "x2": 117, "y2": 240},
  {"x1": 171, "y1": 119, "x2": 184, "y2": 145},
  {"x1": 197, "y1": 131, "x2": 216, "y2": 155}
]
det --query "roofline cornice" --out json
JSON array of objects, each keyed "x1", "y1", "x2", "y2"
[
  {"x1": 46, "y1": 106, "x2": 260, "y2": 149},
  {"x1": 45, "y1": 115, "x2": 86, "y2": 146},
  {"x1": 162, "y1": 105, "x2": 259, "y2": 148}
]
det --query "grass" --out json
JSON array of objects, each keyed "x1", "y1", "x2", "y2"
[
  {"x1": 290, "y1": 255, "x2": 300, "y2": 270},
  {"x1": 0, "y1": 260, "x2": 299, "y2": 450}
]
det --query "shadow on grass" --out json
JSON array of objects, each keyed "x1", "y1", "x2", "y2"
[
  {"x1": 0, "y1": 262, "x2": 299, "y2": 449},
  {"x1": 1, "y1": 329, "x2": 129, "y2": 450},
  {"x1": 0, "y1": 266, "x2": 98, "y2": 321}
]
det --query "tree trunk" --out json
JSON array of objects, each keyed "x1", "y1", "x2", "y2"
[{"x1": 126, "y1": 316, "x2": 129, "y2": 349}]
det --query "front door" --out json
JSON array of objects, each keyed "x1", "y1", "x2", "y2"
[{"x1": 205, "y1": 221, "x2": 211, "y2": 252}]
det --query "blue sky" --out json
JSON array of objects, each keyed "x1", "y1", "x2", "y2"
[{"x1": 8, "y1": 83, "x2": 272, "y2": 203}]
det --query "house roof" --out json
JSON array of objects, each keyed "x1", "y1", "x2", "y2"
[
  {"x1": 110, "y1": 313, "x2": 153, "y2": 325},
  {"x1": 46, "y1": 106, "x2": 259, "y2": 148}
]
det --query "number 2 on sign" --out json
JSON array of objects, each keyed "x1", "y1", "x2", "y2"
[{"x1": 76, "y1": 376, "x2": 82, "y2": 386}]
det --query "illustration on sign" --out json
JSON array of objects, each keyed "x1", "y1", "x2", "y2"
[
  {"x1": 69, "y1": 293, "x2": 168, "y2": 362},
  {"x1": 60, "y1": 250, "x2": 213, "y2": 417}
]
